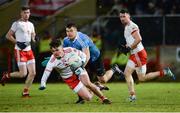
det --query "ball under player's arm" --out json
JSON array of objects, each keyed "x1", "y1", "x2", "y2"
[{"x1": 130, "y1": 29, "x2": 142, "y2": 49}]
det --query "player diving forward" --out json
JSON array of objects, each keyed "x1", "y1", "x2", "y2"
[{"x1": 39, "y1": 40, "x2": 111, "y2": 104}]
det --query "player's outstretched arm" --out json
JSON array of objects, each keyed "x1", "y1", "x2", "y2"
[{"x1": 39, "y1": 68, "x2": 52, "y2": 90}]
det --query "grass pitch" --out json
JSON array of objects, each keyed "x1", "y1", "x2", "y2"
[{"x1": 0, "y1": 82, "x2": 180, "y2": 112}]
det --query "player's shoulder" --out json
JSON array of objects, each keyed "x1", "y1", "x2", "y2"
[
  {"x1": 27, "y1": 21, "x2": 34, "y2": 26},
  {"x1": 63, "y1": 47, "x2": 74, "y2": 53},
  {"x1": 130, "y1": 21, "x2": 138, "y2": 28},
  {"x1": 49, "y1": 55, "x2": 56, "y2": 63},
  {"x1": 78, "y1": 32, "x2": 89, "y2": 38},
  {"x1": 11, "y1": 20, "x2": 19, "y2": 25},
  {"x1": 77, "y1": 32, "x2": 90, "y2": 42},
  {"x1": 63, "y1": 36, "x2": 69, "y2": 41}
]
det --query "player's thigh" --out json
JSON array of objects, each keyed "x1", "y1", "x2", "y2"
[
  {"x1": 124, "y1": 60, "x2": 135, "y2": 76},
  {"x1": 27, "y1": 59, "x2": 36, "y2": 75},
  {"x1": 136, "y1": 65, "x2": 147, "y2": 79},
  {"x1": 90, "y1": 56, "x2": 105, "y2": 76},
  {"x1": 79, "y1": 72, "x2": 91, "y2": 86},
  {"x1": 18, "y1": 64, "x2": 28, "y2": 76}
]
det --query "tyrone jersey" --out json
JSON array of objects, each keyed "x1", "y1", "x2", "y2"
[
  {"x1": 10, "y1": 20, "x2": 35, "y2": 51},
  {"x1": 44, "y1": 47, "x2": 86, "y2": 79},
  {"x1": 124, "y1": 21, "x2": 144, "y2": 54}
]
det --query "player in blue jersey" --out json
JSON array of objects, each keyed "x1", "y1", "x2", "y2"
[{"x1": 63, "y1": 22, "x2": 124, "y2": 103}]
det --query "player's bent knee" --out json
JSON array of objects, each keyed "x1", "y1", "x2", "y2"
[
  {"x1": 29, "y1": 72, "x2": 36, "y2": 77},
  {"x1": 84, "y1": 95, "x2": 93, "y2": 101}
]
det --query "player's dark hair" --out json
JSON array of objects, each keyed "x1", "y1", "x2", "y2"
[
  {"x1": 21, "y1": 6, "x2": 30, "y2": 11},
  {"x1": 49, "y1": 39, "x2": 61, "y2": 49},
  {"x1": 119, "y1": 9, "x2": 129, "y2": 14},
  {"x1": 66, "y1": 22, "x2": 77, "y2": 28}
]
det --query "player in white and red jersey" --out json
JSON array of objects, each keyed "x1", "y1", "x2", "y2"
[
  {"x1": 1, "y1": 6, "x2": 36, "y2": 97},
  {"x1": 39, "y1": 40, "x2": 111, "y2": 104},
  {"x1": 119, "y1": 9, "x2": 175, "y2": 102}
]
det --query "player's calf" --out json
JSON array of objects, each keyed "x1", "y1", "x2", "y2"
[
  {"x1": 94, "y1": 81, "x2": 109, "y2": 91},
  {"x1": 111, "y1": 64, "x2": 125, "y2": 79}
]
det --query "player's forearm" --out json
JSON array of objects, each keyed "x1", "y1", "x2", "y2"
[
  {"x1": 41, "y1": 70, "x2": 51, "y2": 87},
  {"x1": 82, "y1": 48, "x2": 90, "y2": 66},
  {"x1": 6, "y1": 34, "x2": 16, "y2": 44},
  {"x1": 131, "y1": 31, "x2": 142, "y2": 49},
  {"x1": 31, "y1": 33, "x2": 36, "y2": 42},
  {"x1": 131, "y1": 39, "x2": 141, "y2": 49}
]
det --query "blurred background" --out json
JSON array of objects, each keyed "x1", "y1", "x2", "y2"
[{"x1": 0, "y1": 0, "x2": 180, "y2": 83}]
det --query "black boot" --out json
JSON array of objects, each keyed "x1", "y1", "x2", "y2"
[{"x1": 75, "y1": 95, "x2": 85, "y2": 104}]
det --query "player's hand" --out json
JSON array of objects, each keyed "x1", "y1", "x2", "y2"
[
  {"x1": 118, "y1": 45, "x2": 131, "y2": 54},
  {"x1": 74, "y1": 67, "x2": 84, "y2": 75},
  {"x1": 39, "y1": 86, "x2": 46, "y2": 90}
]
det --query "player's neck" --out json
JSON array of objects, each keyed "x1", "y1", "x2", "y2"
[
  {"x1": 20, "y1": 18, "x2": 28, "y2": 22},
  {"x1": 127, "y1": 20, "x2": 131, "y2": 26}
]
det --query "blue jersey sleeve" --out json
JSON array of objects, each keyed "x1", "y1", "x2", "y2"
[
  {"x1": 77, "y1": 33, "x2": 90, "y2": 49},
  {"x1": 63, "y1": 37, "x2": 68, "y2": 47}
]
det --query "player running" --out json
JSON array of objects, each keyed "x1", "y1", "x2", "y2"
[
  {"x1": 119, "y1": 9, "x2": 176, "y2": 102},
  {"x1": 1, "y1": 6, "x2": 36, "y2": 97}
]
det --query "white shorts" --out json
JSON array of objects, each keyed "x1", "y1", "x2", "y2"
[
  {"x1": 127, "y1": 60, "x2": 147, "y2": 74},
  {"x1": 73, "y1": 81, "x2": 83, "y2": 93},
  {"x1": 63, "y1": 74, "x2": 83, "y2": 93}
]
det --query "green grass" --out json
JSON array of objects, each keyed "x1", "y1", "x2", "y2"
[{"x1": 0, "y1": 82, "x2": 180, "y2": 112}]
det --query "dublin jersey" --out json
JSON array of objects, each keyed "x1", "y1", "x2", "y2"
[{"x1": 63, "y1": 32, "x2": 100, "y2": 62}]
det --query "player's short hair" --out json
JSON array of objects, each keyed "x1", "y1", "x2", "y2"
[
  {"x1": 119, "y1": 9, "x2": 129, "y2": 14},
  {"x1": 21, "y1": 6, "x2": 30, "y2": 11},
  {"x1": 49, "y1": 39, "x2": 62, "y2": 49},
  {"x1": 65, "y1": 22, "x2": 77, "y2": 29}
]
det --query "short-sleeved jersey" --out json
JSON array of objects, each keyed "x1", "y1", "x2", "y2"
[
  {"x1": 63, "y1": 32, "x2": 100, "y2": 62},
  {"x1": 44, "y1": 47, "x2": 86, "y2": 79},
  {"x1": 10, "y1": 20, "x2": 35, "y2": 51},
  {"x1": 124, "y1": 21, "x2": 144, "y2": 54}
]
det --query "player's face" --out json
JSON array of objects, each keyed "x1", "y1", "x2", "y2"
[
  {"x1": 21, "y1": 9, "x2": 30, "y2": 21},
  {"x1": 51, "y1": 47, "x2": 64, "y2": 58},
  {"x1": 119, "y1": 13, "x2": 130, "y2": 25},
  {"x1": 66, "y1": 27, "x2": 77, "y2": 40}
]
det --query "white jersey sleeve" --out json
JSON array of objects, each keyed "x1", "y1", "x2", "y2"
[
  {"x1": 40, "y1": 55, "x2": 56, "y2": 87},
  {"x1": 11, "y1": 22, "x2": 17, "y2": 32},
  {"x1": 129, "y1": 22, "x2": 139, "y2": 35}
]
